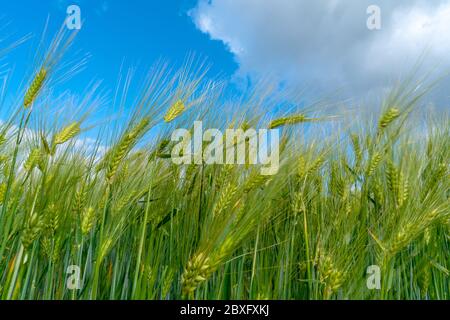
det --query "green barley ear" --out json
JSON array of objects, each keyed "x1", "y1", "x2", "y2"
[
  {"x1": 107, "y1": 117, "x2": 150, "y2": 183},
  {"x1": 379, "y1": 107, "x2": 400, "y2": 129},
  {"x1": 297, "y1": 155, "x2": 307, "y2": 179},
  {"x1": 99, "y1": 238, "x2": 113, "y2": 262},
  {"x1": 72, "y1": 186, "x2": 87, "y2": 215},
  {"x1": 216, "y1": 164, "x2": 233, "y2": 189},
  {"x1": 21, "y1": 214, "x2": 44, "y2": 249},
  {"x1": 213, "y1": 182, "x2": 237, "y2": 217},
  {"x1": 106, "y1": 136, "x2": 134, "y2": 183},
  {"x1": 387, "y1": 222, "x2": 416, "y2": 255},
  {"x1": 24, "y1": 68, "x2": 47, "y2": 108},
  {"x1": 423, "y1": 227, "x2": 431, "y2": 245},
  {"x1": 308, "y1": 154, "x2": 326, "y2": 175},
  {"x1": 243, "y1": 172, "x2": 271, "y2": 193},
  {"x1": 40, "y1": 133, "x2": 52, "y2": 155},
  {"x1": 397, "y1": 172, "x2": 409, "y2": 207},
  {"x1": 372, "y1": 179, "x2": 384, "y2": 206},
  {"x1": 52, "y1": 122, "x2": 81, "y2": 154},
  {"x1": 350, "y1": 134, "x2": 362, "y2": 169},
  {"x1": 42, "y1": 204, "x2": 60, "y2": 235},
  {"x1": 0, "y1": 183, "x2": 6, "y2": 205},
  {"x1": 24, "y1": 148, "x2": 42, "y2": 172},
  {"x1": 41, "y1": 236, "x2": 61, "y2": 264},
  {"x1": 114, "y1": 190, "x2": 139, "y2": 212},
  {"x1": 367, "y1": 152, "x2": 382, "y2": 177},
  {"x1": 424, "y1": 163, "x2": 447, "y2": 194},
  {"x1": 386, "y1": 160, "x2": 399, "y2": 200},
  {"x1": 81, "y1": 207, "x2": 96, "y2": 235},
  {"x1": 181, "y1": 252, "x2": 211, "y2": 297},
  {"x1": 269, "y1": 114, "x2": 306, "y2": 129},
  {"x1": 161, "y1": 269, "x2": 175, "y2": 298},
  {"x1": 318, "y1": 254, "x2": 345, "y2": 299},
  {"x1": 0, "y1": 132, "x2": 6, "y2": 147},
  {"x1": 418, "y1": 263, "x2": 431, "y2": 299},
  {"x1": 387, "y1": 209, "x2": 441, "y2": 256},
  {"x1": 330, "y1": 164, "x2": 346, "y2": 198},
  {"x1": 164, "y1": 100, "x2": 185, "y2": 123}
]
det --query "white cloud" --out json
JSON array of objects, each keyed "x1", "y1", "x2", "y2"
[{"x1": 190, "y1": 0, "x2": 450, "y2": 102}]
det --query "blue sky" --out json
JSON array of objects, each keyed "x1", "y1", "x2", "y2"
[
  {"x1": 2, "y1": 0, "x2": 450, "y2": 114},
  {"x1": 1, "y1": 0, "x2": 237, "y2": 98}
]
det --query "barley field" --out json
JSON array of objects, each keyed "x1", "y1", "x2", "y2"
[{"x1": 0, "y1": 28, "x2": 448, "y2": 301}]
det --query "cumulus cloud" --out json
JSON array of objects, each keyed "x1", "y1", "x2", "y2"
[{"x1": 190, "y1": 0, "x2": 450, "y2": 102}]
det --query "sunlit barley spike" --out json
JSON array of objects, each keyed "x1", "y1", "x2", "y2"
[
  {"x1": 40, "y1": 237, "x2": 60, "y2": 264},
  {"x1": 161, "y1": 270, "x2": 174, "y2": 298},
  {"x1": 243, "y1": 173, "x2": 270, "y2": 193},
  {"x1": 209, "y1": 238, "x2": 235, "y2": 271},
  {"x1": 53, "y1": 122, "x2": 81, "y2": 146},
  {"x1": 107, "y1": 134, "x2": 133, "y2": 182},
  {"x1": 373, "y1": 179, "x2": 384, "y2": 206},
  {"x1": 43, "y1": 204, "x2": 60, "y2": 235},
  {"x1": 129, "y1": 117, "x2": 151, "y2": 139},
  {"x1": 386, "y1": 161, "x2": 399, "y2": 199},
  {"x1": 308, "y1": 154, "x2": 326, "y2": 175},
  {"x1": 107, "y1": 118, "x2": 150, "y2": 182},
  {"x1": 181, "y1": 252, "x2": 212, "y2": 297},
  {"x1": 367, "y1": 152, "x2": 382, "y2": 176},
  {"x1": 0, "y1": 133, "x2": 6, "y2": 147},
  {"x1": 0, "y1": 183, "x2": 6, "y2": 205},
  {"x1": 269, "y1": 114, "x2": 306, "y2": 129},
  {"x1": 21, "y1": 214, "x2": 44, "y2": 249},
  {"x1": 216, "y1": 164, "x2": 233, "y2": 188},
  {"x1": 423, "y1": 163, "x2": 446, "y2": 197},
  {"x1": 319, "y1": 254, "x2": 335, "y2": 282},
  {"x1": 324, "y1": 269, "x2": 345, "y2": 299},
  {"x1": 98, "y1": 190, "x2": 109, "y2": 210},
  {"x1": 350, "y1": 134, "x2": 362, "y2": 167},
  {"x1": 424, "y1": 227, "x2": 431, "y2": 245},
  {"x1": 418, "y1": 263, "x2": 431, "y2": 299},
  {"x1": 40, "y1": 133, "x2": 52, "y2": 155},
  {"x1": 24, "y1": 148, "x2": 42, "y2": 172},
  {"x1": 379, "y1": 108, "x2": 400, "y2": 129},
  {"x1": 398, "y1": 172, "x2": 409, "y2": 207},
  {"x1": 99, "y1": 238, "x2": 113, "y2": 262},
  {"x1": 336, "y1": 178, "x2": 346, "y2": 199},
  {"x1": 422, "y1": 208, "x2": 440, "y2": 227},
  {"x1": 115, "y1": 189, "x2": 138, "y2": 212},
  {"x1": 72, "y1": 186, "x2": 87, "y2": 215},
  {"x1": 164, "y1": 100, "x2": 185, "y2": 123},
  {"x1": 81, "y1": 207, "x2": 96, "y2": 235},
  {"x1": 213, "y1": 182, "x2": 237, "y2": 216},
  {"x1": 115, "y1": 162, "x2": 129, "y2": 185},
  {"x1": 344, "y1": 198, "x2": 352, "y2": 215},
  {"x1": 24, "y1": 68, "x2": 47, "y2": 108},
  {"x1": 51, "y1": 237, "x2": 62, "y2": 263},
  {"x1": 232, "y1": 200, "x2": 246, "y2": 225},
  {"x1": 297, "y1": 155, "x2": 307, "y2": 178},
  {"x1": 388, "y1": 222, "x2": 418, "y2": 255},
  {"x1": 41, "y1": 237, "x2": 52, "y2": 261}
]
